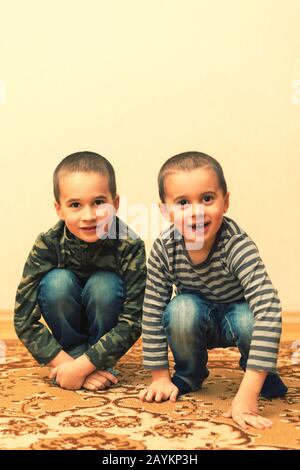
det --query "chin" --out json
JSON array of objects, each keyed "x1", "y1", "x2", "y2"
[{"x1": 84, "y1": 235, "x2": 99, "y2": 243}]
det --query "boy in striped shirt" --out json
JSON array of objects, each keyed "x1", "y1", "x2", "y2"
[{"x1": 140, "y1": 151, "x2": 287, "y2": 430}]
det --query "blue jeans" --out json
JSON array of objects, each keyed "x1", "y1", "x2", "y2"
[
  {"x1": 38, "y1": 269, "x2": 125, "y2": 358},
  {"x1": 163, "y1": 293, "x2": 254, "y2": 391}
]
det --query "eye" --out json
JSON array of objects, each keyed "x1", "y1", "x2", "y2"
[
  {"x1": 70, "y1": 202, "x2": 80, "y2": 208},
  {"x1": 177, "y1": 199, "x2": 189, "y2": 207},
  {"x1": 202, "y1": 195, "x2": 214, "y2": 204},
  {"x1": 94, "y1": 199, "x2": 105, "y2": 205}
]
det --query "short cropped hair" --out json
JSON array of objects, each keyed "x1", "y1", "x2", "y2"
[
  {"x1": 53, "y1": 151, "x2": 117, "y2": 202},
  {"x1": 158, "y1": 151, "x2": 227, "y2": 202}
]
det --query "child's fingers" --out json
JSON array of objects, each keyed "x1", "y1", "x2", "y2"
[
  {"x1": 101, "y1": 378, "x2": 111, "y2": 388},
  {"x1": 170, "y1": 387, "x2": 179, "y2": 402},
  {"x1": 145, "y1": 389, "x2": 155, "y2": 402},
  {"x1": 139, "y1": 389, "x2": 148, "y2": 401},
  {"x1": 233, "y1": 414, "x2": 248, "y2": 430},
  {"x1": 86, "y1": 382, "x2": 105, "y2": 391},
  {"x1": 92, "y1": 377, "x2": 110, "y2": 389},
  {"x1": 91, "y1": 370, "x2": 116, "y2": 384},
  {"x1": 251, "y1": 415, "x2": 273, "y2": 428},
  {"x1": 82, "y1": 381, "x2": 97, "y2": 391},
  {"x1": 243, "y1": 414, "x2": 264, "y2": 429},
  {"x1": 155, "y1": 391, "x2": 164, "y2": 402},
  {"x1": 260, "y1": 418, "x2": 273, "y2": 427},
  {"x1": 94, "y1": 370, "x2": 118, "y2": 384},
  {"x1": 224, "y1": 408, "x2": 272, "y2": 430},
  {"x1": 222, "y1": 409, "x2": 232, "y2": 418},
  {"x1": 86, "y1": 372, "x2": 111, "y2": 388},
  {"x1": 243, "y1": 413, "x2": 272, "y2": 430},
  {"x1": 49, "y1": 367, "x2": 58, "y2": 379},
  {"x1": 84, "y1": 378, "x2": 106, "y2": 390}
]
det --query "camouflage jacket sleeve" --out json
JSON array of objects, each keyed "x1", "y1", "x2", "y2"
[
  {"x1": 14, "y1": 234, "x2": 62, "y2": 364},
  {"x1": 84, "y1": 238, "x2": 147, "y2": 369}
]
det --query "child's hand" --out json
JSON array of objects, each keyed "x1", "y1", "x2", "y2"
[
  {"x1": 139, "y1": 378, "x2": 178, "y2": 403},
  {"x1": 82, "y1": 369, "x2": 118, "y2": 391},
  {"x1": 223, "y1": 395, "x2": 273, "y2": 430},
  {"x1": 50, "y1": 361, "x2": 86, "y2": 390}
]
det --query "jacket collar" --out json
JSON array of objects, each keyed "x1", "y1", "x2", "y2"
[{"x1": 63, "y1": 224, "x2": 109, "y2": 249}]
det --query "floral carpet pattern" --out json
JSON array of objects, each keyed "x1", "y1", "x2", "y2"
[{"x1": 0, "y1": 339, "x2": 299, "y2": 450}]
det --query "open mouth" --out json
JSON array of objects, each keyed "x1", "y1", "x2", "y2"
[
  {"x1": 81, "y1": 226, "x2": 97, "y2": 232},
  {"x1": 190, "y1": 221, "x2": 211, "y2": 231}
]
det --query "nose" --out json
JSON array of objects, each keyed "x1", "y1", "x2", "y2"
[
  {"x1": 190, "y1": 203, "x2": 204, "y2": 220},
  {"x1": 81, "y1": 206, "x2": 96, "y2": 222}
]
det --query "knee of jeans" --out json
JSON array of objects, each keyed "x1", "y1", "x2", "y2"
[
  {"x1": 233, "y1": 310, "x2": 254, "y2": 346},
  {"x1": 82, "y1": 271, "x2": 125, "y2": 306},
  {"x1": 38, "y1": 269, "x2": 78, "y2": 304},
  {"x1": 163, "y1": 294, "x2": 205, "y2": 331}
]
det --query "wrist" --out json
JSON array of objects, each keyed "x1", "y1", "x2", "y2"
[
  {"x1": 47, "y1": 350, "x2": 74, "y2": 367},
  {"x1": 237, "y1": 369, "x2": 268, "y2": 399},
  {"x1": 235, "y1": 387, "x2": 259, "y2": 402},
  {"x1": 151, "y1": 369, "x2": 171, "y2": 381},
  {"x1": 74, "y1": 355, "x2": 97, "y2": 377}
]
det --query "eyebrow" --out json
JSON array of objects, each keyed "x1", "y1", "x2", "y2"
[
  {"x1": 66, "y1": 195, "x2": 107, "y2": 203},
  {"x1": 173, "y1": 191, "x2": 216, "y2": 201}
]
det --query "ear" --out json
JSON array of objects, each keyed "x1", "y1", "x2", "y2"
[
  {"x1": 159, "y1": 202, "x2": 173, "y2": 222},
  {"x1": 54, "y1": 201, "x2": 64, "y2": 220},
  {"x1": 223, "y1": 192, "x2": 230, "y2": 214},
  {"x1": 113, "y1": 194, "x2": 120, "y2": 212}
]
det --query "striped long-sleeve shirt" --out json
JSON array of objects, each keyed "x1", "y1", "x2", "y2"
[{"x1": 142, "y1": 216, "x2": 282, "y2": 373}]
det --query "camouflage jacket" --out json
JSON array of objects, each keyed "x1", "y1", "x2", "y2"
[{"x1": 14, "y1": 218, "x2": 146, "y2": 368}]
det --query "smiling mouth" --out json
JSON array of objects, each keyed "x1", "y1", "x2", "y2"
[
  {"x1": 81, "y1": 226, "x2": 97, "y2": 231},
  {"x1": 189, "y1": 221, "x2": 211, "y2": 230}
]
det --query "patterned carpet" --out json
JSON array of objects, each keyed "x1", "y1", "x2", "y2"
[{"x1": 0, "y1": 339, "x2": 299, "y2": 450}]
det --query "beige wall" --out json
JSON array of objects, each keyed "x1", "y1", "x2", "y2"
[{"x1": 0, "y1": 0, "x2": 300, "y2": 311}]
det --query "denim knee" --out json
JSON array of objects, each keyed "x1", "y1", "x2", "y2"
[
  {"x1": 82, "y1": 271, "x2": 125, "y2": 308},
  {"x1": 163, "y1": 294, "x2": 208, "y2": 327},
  {"x1": 38, "y1": 268, "x2": 80, "y2": 307},
  {"x1": 227, "y1": 304, "x2": 253, "y2": 347},
  {"x1": 163, "y1": 294, "x2": 209, "y2": 348},
  {"x1": 221, "y1": 302, "x2": 253, "y2": 370}
]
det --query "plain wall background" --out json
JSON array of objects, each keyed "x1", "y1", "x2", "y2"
[{"x1": 0, "y1": 0, "x2": 299, "y2": 312}]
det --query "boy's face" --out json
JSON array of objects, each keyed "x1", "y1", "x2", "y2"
[
  {"x1": 55, "y1": 172, "x2": 119, "y2": 243},
  {"x1": 160, "y1": 167, "x2": 229, "y2": 250}
]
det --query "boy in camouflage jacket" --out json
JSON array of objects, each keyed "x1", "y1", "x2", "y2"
[{"x1": 14, "y1": 151, "x2": 146, "y2": 391}]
